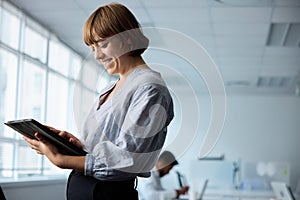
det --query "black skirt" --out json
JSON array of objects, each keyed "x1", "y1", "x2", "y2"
[{"x1": 67, "y1": 170, "x2": 138, "y2": 200}]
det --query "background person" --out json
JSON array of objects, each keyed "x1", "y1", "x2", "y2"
[{"x1": 138, "y1": 151, "x2": 189, "y2": 200}]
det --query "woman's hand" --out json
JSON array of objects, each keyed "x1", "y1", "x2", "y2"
[
  {"x1": 23, "y1": 132, "x2": 62, "y2": 166},
  {"x1": 23, "y1": 132, "x2": 85, "y2": 171},
  {"x1": 46, "y1": 125, "x2": 84, "y2": 148}
]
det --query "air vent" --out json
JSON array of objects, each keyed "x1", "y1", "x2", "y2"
[
  {"x1": 212, "y1": 0, "x2": 273, "y2": 7},
  {"x1": 226, "y1": 80, "x2": 251, "y2": 87},
  {"x1": 266, "y1": 23, "x2": 300, "y2": 47},
  {"x1": 257, "y1": 76, "x2": 293, "y2": 88}
]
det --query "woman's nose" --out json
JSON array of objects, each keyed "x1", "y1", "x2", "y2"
[{"x1": 94, "y1": 46, "x2": 104, "y2": 60}]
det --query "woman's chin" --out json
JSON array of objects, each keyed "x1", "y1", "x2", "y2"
[{"x1": 105, "y1": 68, "x2": 116, "y2": 75}]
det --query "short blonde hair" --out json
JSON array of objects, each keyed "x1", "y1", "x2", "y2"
[{"x1": 83, "y1": 2, "x2": 149, "y2": 56}]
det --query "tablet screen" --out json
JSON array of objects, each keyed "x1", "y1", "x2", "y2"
[{"x1": 4, "y1": 118, "x2": 87, "y2": 156}]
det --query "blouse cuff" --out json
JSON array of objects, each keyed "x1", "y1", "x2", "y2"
[{"x1": 84, "y1": 153, "x2": 94, "y2": 176}]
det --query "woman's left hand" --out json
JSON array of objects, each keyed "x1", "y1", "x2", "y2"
[
  {"x1": 23, "y1": 132, "x2": 61, "y2": 166},
  {"x1": 23, "y1": 132, "x2": 86, "y2": 171}
]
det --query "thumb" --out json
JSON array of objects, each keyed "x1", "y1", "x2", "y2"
[{"x1": 35, "y1": 132, "x2": 47, "y2": 143}]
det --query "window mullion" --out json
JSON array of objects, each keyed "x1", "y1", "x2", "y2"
[
  {"x1": 41, "y1": 37, "x2": 50, "y2": 176},
  {"x1": 12, "y1": 9, "x2": 26, "y2": 180}
]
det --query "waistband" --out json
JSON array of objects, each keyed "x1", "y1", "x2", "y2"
[{"x1": 70, "y1": 170, "x2": 136, "y2": 188}]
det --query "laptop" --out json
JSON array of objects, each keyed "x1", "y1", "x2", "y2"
[
  {"x1": 180, "y1": 179, "x2": 209, "y2": 200},
  {"x1": 198, "y1": 179, "x2": 209, "y2": 200},
  {"x1": 271, "y1": 181, "x2": 296, "y2": 200}
]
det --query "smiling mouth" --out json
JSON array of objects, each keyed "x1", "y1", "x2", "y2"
[{"x1": 101, "y1": 58, "x2": 112, "y2": 64}]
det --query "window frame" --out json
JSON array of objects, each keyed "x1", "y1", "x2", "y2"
[{"x1": 0, "y1": 0, "x2": 100, "y2": 182}]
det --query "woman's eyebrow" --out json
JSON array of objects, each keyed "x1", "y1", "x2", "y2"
[
  {"x1": 94, "y1": 38, "x2": 108, "y2": 45},
  {"x1": 96, "y1": 38, "x2": 105, "y2": 42}
]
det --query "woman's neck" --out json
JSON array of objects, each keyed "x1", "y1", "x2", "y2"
[{"x1": 119, "y1": 56, "x2": 149, "y2": 80}]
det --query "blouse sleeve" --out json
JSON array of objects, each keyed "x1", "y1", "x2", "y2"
[
  {"x1": 84, "y1": 83, "x2": 174, "y2": 178},
  {"x1": 117, "y1": 83, "x2": 174, "y2": 173}
]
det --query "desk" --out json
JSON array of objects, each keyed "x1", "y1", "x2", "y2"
[{"x1": 179, "y1": 189, "x2": 274, "y2": 200}]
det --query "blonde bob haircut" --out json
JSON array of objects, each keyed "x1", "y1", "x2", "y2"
[{"x1": 83, "y1": 2, "x2": 149, "y2": 57}]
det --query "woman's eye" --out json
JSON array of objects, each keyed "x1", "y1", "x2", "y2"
[{"x1": 101, "y1": 42, "x2": 108, "y2": 48}]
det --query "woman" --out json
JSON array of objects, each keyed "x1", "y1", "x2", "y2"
[{"x1": 23, "y1": 2, "x2": 174, "y2": 200}]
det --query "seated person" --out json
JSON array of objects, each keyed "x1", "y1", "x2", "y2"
[{"x1": 138, "y1": 151, "x2": 189, "y2": 199}]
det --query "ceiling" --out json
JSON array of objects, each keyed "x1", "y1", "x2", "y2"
[{"x1": 8, "y1": 0, "x2": 300, "y2": 95}]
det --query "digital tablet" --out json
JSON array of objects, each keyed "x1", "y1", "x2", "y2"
[{"x1": 4, "y1": 118, "x2": 87, "y2": 156}]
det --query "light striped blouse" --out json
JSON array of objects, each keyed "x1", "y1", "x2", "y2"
[{"x1": 81, "y1": 68, "x2": 174, "y2": 181}]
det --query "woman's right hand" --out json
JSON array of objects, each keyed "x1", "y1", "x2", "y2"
[{"x1": 46, "y1": 125, "x2": 84, "y2": 149}]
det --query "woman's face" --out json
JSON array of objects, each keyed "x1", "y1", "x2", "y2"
[{"x1": 90, "y1": 35, "x2": 129, "y2": 75}]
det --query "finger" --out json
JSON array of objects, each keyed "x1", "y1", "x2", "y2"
[
  {"x1": 23, "y1": 135, "x2": 39, "y2": 146},
  {"x1": 58, "y1": 131, "x2": 70, "y2": 138},
  {"x1": 36, "y1": 150, "x2": 43, "y2": 155},
  {"x1": 23, "y1": 135, "x2": 31, "y2": 140},
  {"x1": 29, "y1": 143, "x2": 40, "y2": 152},
  {"x1": 45, "y1": 125, "x2": 61, "y2": 134},
  {"x1": 35, "y1": 132, "x2": 47, "y2": 143},
  {"x1": 70, "y1": 138, "x2": 84, "y2": 148}
]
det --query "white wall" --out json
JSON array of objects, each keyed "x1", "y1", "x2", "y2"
[
  {"x1": 1, "y1": 179, "x2": 67, "y2": 200},
  {"x1": 163, "y1": 94, "x2": 300, "y2": 191}
]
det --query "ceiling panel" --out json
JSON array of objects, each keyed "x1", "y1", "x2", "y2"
[
  {"x1": 213, "y1": 23, "x2": 270, "y2": 35},
  {"x1": 148, "y1": 8, "x2": 210, "y2": 24},
  {"x1": 194, "y1": 36, "x2": 215, "y2": 49},
  {"x1": 264, "y1": 47, "x2": 300, "y2": 57},
  {"x1": 221, "y1": 66, "x2": 259, "y2": 83},
  {"x1": 219, "y1": 57, "x2": 261, "y2": 67},
  {"x1": 217, "y1": 47, "x2": 264, "y2": 57},
  {"x1": 156, "y1": 22, "x2": 213, "y2": 36},
  {"x1": 204, "y1": 47, "x2": 218, "y2": 60},
  {"x1": 262, "y1": 56, "x2": 300, "y2": 67},
  {"x1": 215, "y1": 35, "x2": 266, "y2": 47},
  {"x1": 11, "y1": 0, "x2": 79, "y2": 11},
  {"x1": 260, "y1": 65, "x2": 300, "y2": 76},
  {"x1": 208, "y1": 0, "x2": 273, "y2": 7},
  {"x1": 73, "y1": 0, "x2": 143, "y2": 11},
  {"x1": 142, "y1": 0, "x2": 208, "y2": 8},
  {"x1": 211, "y1": 7, "x2": 272, "y2": 23},
  {"x1": 274, "y1": 0, "x2": 300, "y2": 6},
  {"x1": 31, "y1": 10, "x2": 86, "y2": 26},
  {"x1": 272, "y1": 7, "x2": 300, "y2": 22}
]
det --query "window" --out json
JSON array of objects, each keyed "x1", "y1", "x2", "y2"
[
  {"x1": 17, "y1": 144, "x2": 42, "y2": 177},
  {"x1": 19, "y1": 60, "x2": 46, "y2": 120},
  {"x1": 0, "y1": 7, "x2": 20, "y2": 49},
  {"x1": 49, "y1": 40, "x2": 70, "y2": 76},
  {"x1": 46, "y1": 73, "x2": 68, "y2": 130},
  {"x1": 0, "y1": 143, "x2": 13, "y2": 177},
  {"x1": 0, "y1": 1, "x2": 105, "y2": 180},
  {"x1": 0, "y1": 49, "x2": 18, "y2": 178},
  {"x1": 23, "y1": 26, "x2": 48, "y2": 63},
  {"x1": 69, "y1": 53, "x2": 81, "y2": 79},
  {"x1": 0, "y1": 49, "x2": 18, "y2": 138}
]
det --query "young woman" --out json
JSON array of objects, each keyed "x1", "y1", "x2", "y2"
[{"x1": 24, "y1": 3, "x2": 174, "y2": 200}]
